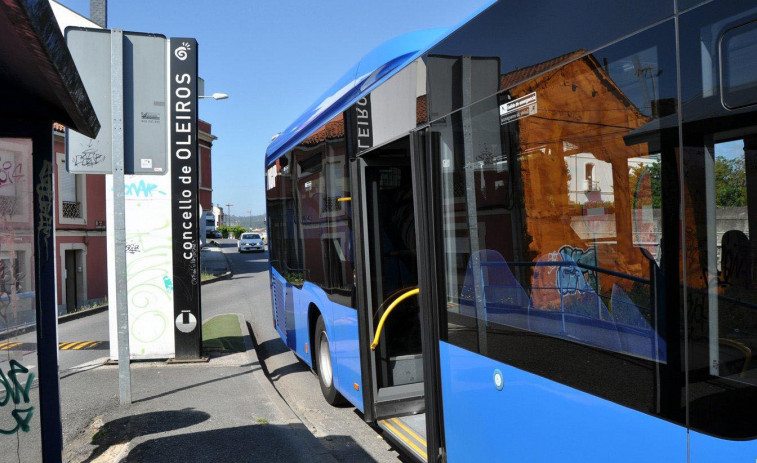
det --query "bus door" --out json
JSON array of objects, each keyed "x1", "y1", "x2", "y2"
[{"x1": 351, "y1": 135, "x2": 428, "y2": 426}]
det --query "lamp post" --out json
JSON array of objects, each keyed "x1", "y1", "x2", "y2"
[
  {"x1": 226, "y1": 203, "x2": 233, "y2": 226},
  {"x1": 199, "y1": 92, "x2": 228, "y2": 100}
]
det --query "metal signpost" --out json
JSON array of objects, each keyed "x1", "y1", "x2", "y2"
[{"x1": 110, "y1": 29, "x2": 131, "y2": 405}]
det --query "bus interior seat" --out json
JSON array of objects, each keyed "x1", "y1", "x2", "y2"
[
  {"x1": 721, "y1": 229, "x2": 751, "y2": 288},
  {"x1": 610, "y1": 283, "x2": 667, "y2": 360},
  {"x1": 529, "y1": 252, "x2": 622, "y2": 352},
  {"x1": 460, "y1": 249, "x2": 530, "y2": 330}
]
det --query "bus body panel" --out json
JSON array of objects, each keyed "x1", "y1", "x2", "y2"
[
  {"x1": 331, "y1": 302, "x2": 363, "y2": 411},
  {"x1": 287, "y1": 280, "x2": 364, "y2": 411},
  {"x1": 271, "y1": 267, "x2": 289, "y2": 345},
  {"x1": 691, "y1": 431, "x2": 757, "y2": 462},
  {"x1": 439, "y1": 341, "x2": 687, "y2": 462}
]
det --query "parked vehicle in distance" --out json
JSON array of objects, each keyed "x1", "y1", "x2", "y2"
[{"x1": 237, "y1": 233, "x2": 264, "y2": 252}]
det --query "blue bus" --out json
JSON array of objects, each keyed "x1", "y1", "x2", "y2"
[{"x1": 265, "y1": 1, "x2": 757, "y2": 460}]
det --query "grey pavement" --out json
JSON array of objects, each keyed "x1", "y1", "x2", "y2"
[{"x1": 61, "y1": 314, "x2": 340, "y2": 463}]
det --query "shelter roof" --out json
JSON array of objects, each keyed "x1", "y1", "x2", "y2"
[{"x1": 0, "y1": 0, "x2": 99, "y2": 137}]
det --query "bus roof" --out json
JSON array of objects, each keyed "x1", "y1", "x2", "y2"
[{"x1": 264, "y1": 1, "x2": 496, "y2": 166}]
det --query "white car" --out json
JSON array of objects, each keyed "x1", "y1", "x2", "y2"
[{"x1": 237, "y1": 233, "x2": 264, "y2": 253}]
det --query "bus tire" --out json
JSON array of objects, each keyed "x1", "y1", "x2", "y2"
[{"x1": 314, "y1": 316, "x2": 344, "y2": 405}]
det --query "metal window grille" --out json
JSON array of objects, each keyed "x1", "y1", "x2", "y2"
[{"x1": 62, "y1": 201, "x2": 82, "y2": 218}]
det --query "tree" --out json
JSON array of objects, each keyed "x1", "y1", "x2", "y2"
[
  {"x1": 628, "y1": 161, "x2": 662, "y2": 209},
  {"x1": 714, "y1": 156, "x2": 746, "y2": 208}
]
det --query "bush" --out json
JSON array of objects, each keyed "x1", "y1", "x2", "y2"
[{"x1": 218, "y1": 225, "x2": 247, "y2": 239}]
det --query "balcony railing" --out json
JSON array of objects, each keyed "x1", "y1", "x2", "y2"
[
  {"x1": 583, "y1": 179, "x2": 601, "y2": 192},
  {"x1": 62, "y1": 201, "x2": 82, "y2": 218}
]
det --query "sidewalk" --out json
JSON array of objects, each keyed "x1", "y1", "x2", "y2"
[{"x1": 62, "y1": 314, "x2": 339, "y2": 463}]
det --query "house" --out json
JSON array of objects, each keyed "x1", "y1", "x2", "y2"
[{"x1": 53, "y1": 123, "x2": 108, "y2": 313}]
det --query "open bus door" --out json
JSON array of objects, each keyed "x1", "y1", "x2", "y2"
[{"x1": 351, "y1": 134, "x2": 432, "y2": 462}]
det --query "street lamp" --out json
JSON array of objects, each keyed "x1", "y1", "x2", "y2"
[{"x1": 199, "y1": 92, "x2": 228, "y2": 100}]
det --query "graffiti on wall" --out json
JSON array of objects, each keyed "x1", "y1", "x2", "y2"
[
  {"x1": 124, "y1": 180, "x2": 166, "y2": 198},
  {"x1": 0, "y1": 158, "x2": 24, "y2": 190},
  {"x1": 0, "y1": 257, "x2": 25, "y2": 333},
  {"x1": 35, "y1": 160, "x2": 53, "y2": 256},
  {"x1": 0, "y1": 360, "x2": 34, "y2": 435}
]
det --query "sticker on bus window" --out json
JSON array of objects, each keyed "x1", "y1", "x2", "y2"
[{"x1": 500, "y1": 92, "x2": 538, "y2": 125}]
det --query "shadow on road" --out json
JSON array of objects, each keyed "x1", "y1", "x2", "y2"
[
  {"x1": 123, "y1": 423, "x2": 378, "y2": 463},
  {"x1": 86, "y1": 409, "x2": 210, "y2": 462},
  {"x1": 132, "y1": 370, "x2": 253, "y2": 405}
]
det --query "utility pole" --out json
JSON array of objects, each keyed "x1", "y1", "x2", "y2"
[
  {"x1": 225, "y1": 203, "x2": 233, "y2": 226},
  {"x1": 247, "y1": 209, "x2": 251, "y2": 228}
]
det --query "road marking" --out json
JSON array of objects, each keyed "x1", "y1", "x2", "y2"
[
  {"x1": 59, "y1": 341, "x2": 103, "y2": 350},
  {"x1": 0, "y1": 341, "x2": 22, "y2": 350},
  {"x1": 73, "y1": 341, "x2": 96, "y2": 350}
]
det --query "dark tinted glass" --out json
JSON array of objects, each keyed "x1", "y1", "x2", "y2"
[
  {"x1": 680, "y1": 0, "x2": 757, "y2": 439},
  {"x1": 721, "y1": 20, "x2": 757, "y2": 109},
  {"x1": 432, "y1": 22, "x2": 685, "y2": 424},
  {"x1": 677, "y1": 0, "x2": 710, "y2": 12},
  {"x1": 266, "y1": 152, "x2": 298, "y2": 277},
  {"x1": 292, "y1": 114, "x2": 354, "y2": 305},
  {"x1": 426, "y1": 0, "x2": 673, "y2": 120}
]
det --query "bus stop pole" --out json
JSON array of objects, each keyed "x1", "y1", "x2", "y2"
[{"x1": 111, "y1": 28, "x2": 132, "y2": 406}]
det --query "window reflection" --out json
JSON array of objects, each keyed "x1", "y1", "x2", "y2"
[
  {"x1": 436, "y1": 36, "x2": 671, "y2": 361},
  {"x1": 432, "y1": 23, "x2": 681, "y2": 421}
]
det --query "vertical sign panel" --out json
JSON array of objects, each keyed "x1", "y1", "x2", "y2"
[
  {"x1": 170, "y1": 38, "x2": 202, "y2": 359},
  {"x1": 65, "y1": 28, "x2": 112, "y2": 174},
  {"x1": 124, "y1": 33, "x2": 168, "y2": 174},
  {"x1": 348, "y1": 94, "x2": 373, "y2": 155}
]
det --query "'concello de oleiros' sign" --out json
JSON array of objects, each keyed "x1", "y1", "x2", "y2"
[{"x1": 170, "y1": 37, "x2": 202, "y2": 359}]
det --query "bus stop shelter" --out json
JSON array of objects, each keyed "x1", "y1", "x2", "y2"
[{"x1": 0, "y1": 0, "x2": 98, "y2": 461}]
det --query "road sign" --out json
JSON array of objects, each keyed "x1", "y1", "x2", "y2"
[{"x1": 65, "y1": 28, "x2": 168, "y2": 175}]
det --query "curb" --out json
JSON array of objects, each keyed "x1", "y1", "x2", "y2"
[
  {"x1": 201, "y1": 246, "x2": 234, "y2": 285},
  {"x1": 240, "y1": 315, "x2": 339, "y2": 463},
  {"x1": 59, "y1": 304, "x2": 109, "y2": 324},
  {"x1": 201, "y1": 270, "x2": 232, "y2": 285},
  {"x1": 0, "y1": 304, "x2": 108, "y2": 341}
]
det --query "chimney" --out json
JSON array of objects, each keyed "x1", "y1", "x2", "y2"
[{"x1": 90, "y1": 0, "x2": 107, "y2": 28}]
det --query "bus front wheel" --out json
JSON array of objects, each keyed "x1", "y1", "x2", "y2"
[{"x1": 314, "y1": 316, "x2": 344, "y2": 405}]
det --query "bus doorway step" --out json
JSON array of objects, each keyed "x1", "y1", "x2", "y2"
[{"x1": 378, "y1": 414, "x2": 428, "y2": 462}]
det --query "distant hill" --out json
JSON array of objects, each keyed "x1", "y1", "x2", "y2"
[{"x1": 225, "y1": 213, "x2": 266, "y2": 229}]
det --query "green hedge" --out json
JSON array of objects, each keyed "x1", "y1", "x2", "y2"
[{"x1": 217, "y1": 225, "x2": 248, "y2": 239}]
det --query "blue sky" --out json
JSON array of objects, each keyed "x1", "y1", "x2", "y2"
[{"x1": 56, "y1": 0, "x2": 492, "y2": 216}]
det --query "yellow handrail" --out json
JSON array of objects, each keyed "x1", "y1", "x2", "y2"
[{"x1": 370, "y1": 288, "x2": 420, "y2": 351}]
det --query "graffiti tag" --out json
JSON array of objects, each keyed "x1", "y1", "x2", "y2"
[
  {"x1": 35, "y1": 160, "x2": 53, "y2": 256},
  {"x1": 0, "y1": 158, "x2": 24, "y2": 189},
  {"x1": 163, "y1": 276, "x2": 173, "y2": 293},
  {"x1": 125, "y1": 180, "x2": 165, "y2": 198},
  {"x1": 125, "y1": 241, "x2": 142, "y2": 254},
  {"x1": 556, "y1": 245, "x2": 597, "y2": 295},
  {"x1": 72, "y1": 149, "x2": 105, "y2": 167},
  {"x1": 0, "y1": 360, "x2": 35, "y2": 434}
]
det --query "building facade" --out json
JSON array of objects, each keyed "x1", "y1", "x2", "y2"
[
  {"x1": 199, "y1": 119, "x2": 216, "y2": 233},
  {"x1": 53, "y1": 123, "x2": 108, "y2": 313}
]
